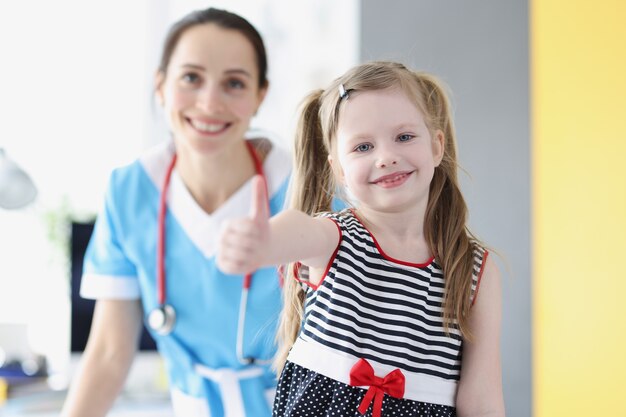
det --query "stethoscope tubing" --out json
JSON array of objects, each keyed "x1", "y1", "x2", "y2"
[
  {"x1": 153, "y1": 142, "x2": 271, "y2": 366},
  {"x1": 157, "y1": 153, "x2": 177, "y2": 306}
]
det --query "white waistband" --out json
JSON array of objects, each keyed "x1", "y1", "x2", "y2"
[
  {"x1": 193, "y1": 364, "x2": 266, "y2": 417},
  {"x1": 287, "y1": 338, "x2": 458, "y2": 407},
  {"x1": 194, "y1": 364, "x2": 265, "y2": 380}
]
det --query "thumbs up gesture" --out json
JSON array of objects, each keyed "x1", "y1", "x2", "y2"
[{"x1": 217, "y1": 175, "x2": 270, "y2": 275}]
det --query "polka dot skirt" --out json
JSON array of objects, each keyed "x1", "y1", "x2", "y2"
[{"x1": 273, "y1": 361, "x2": 456, "y2": 417}]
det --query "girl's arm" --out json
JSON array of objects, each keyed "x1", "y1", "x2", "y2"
[
  {"x1": 217, "y1": 175, "x2": 339, "y2": 276},
  {"x1": 455, "y1": 256, "x2": 506, "y2": 417},
  {"x1": 61, "y1": 299, "x2": 143, "y2": 417}
]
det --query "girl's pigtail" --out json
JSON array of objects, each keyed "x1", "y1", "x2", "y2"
[
  {"x1": 418, "y1": 73, "x2": 477, "y2": 339},
  {"x1": 289, "y1": 89, "x2": 335, "y2": 215},
  {"x1": 274, "y1": 89, "x2": 334, "y2": 372}
]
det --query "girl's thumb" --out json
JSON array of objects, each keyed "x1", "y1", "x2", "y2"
[{"x1": 249, "y1": 174, "x2": 269, "y2": 223}]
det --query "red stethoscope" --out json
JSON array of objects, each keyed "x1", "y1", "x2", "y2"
[{"x1": 146, "y1": 141, "x2": 271, "y2": 365}]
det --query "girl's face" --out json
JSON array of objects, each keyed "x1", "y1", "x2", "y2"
[
  {"x1": 331, "y1": 88, "x2": 444, "y2": 213},
  {"x1": 156, "y1": 24, "x2": 267, "y2": 155}
]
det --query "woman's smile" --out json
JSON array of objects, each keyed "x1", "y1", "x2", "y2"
[{"x1": 187, "y1": 117, "x2": 232, "y2": 136}]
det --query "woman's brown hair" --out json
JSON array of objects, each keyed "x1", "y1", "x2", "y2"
[{"x1": 157, "y1": 7, "x2": 268, "y2": 88}]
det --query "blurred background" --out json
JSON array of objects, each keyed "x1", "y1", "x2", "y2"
[{"x1": 0, "y1": 1, "x2": 624, "y2": 416}]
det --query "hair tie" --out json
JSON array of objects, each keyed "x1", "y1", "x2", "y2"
[{"x1": 338, "y1": 84, "x2": 351, "y2": 100}]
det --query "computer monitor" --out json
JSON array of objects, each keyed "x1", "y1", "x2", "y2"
[{"x1": 70, "y1": 221, "x2": 156, "y2": 352}]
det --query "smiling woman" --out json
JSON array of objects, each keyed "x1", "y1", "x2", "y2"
[
  {"x1": 154, "y1": 21, "x2": 270, "y2": 213},
  {"x1": 59, "y1": 8, "x2": 292, "y2": 417}
]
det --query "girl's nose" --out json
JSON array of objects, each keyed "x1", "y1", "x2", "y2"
[{"x1": 376, "y1": 158, "x2": 397, "y2": 169}]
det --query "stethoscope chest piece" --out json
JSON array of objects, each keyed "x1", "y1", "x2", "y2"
[{"x1": 147, "y1": 304, "x2": 176, "y2": 335}]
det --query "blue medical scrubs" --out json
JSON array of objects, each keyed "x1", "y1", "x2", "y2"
[{"x1": 80, "y1": 139, "x2": 291, "y2": 417}]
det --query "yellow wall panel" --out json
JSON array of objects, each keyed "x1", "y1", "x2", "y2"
[{"x1": 533, "y1": 0, "x2": 626, "y2": 416}]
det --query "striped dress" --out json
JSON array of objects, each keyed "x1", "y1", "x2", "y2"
[{"x1": 273, "y1": 209, "x2": 487, "y2": 417}]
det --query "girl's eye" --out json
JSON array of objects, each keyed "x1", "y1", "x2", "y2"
[
  {"x1": 398, "y1": 134, "x2": 414, "y2": 142},
  {"x1": 354, "y1": 143, "x2": 372, "y2": 153}
]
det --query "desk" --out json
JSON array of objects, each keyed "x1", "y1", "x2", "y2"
[
  {"x1": 0, "y1": 390, "x2": 174, "y2": 416},
  {"x1": 0, "y1": 352, "x2": 174, "y2": 416}
]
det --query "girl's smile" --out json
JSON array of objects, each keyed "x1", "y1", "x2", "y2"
[{"x1": 369, "y1": 170, "x2": 415, "y2": 188}]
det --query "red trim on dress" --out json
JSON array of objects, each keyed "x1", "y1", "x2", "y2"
[
  {"x1": 293, "y1": 217, "x2": 342, "y2": 291},
  {"x1": 471, "y1": 250, "x2": 489, "y2": 307},
  {"x1": 349, "y1": 208, "x2": 435, "y2": 268}
]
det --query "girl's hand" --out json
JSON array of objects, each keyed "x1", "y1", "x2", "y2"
[{"x1": 217, "y1": 175, "x2": 270, "y2": 275}]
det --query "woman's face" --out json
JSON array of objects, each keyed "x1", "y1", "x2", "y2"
[{"x1": 156, "y1": 23, "x2": 267, "y2": 155}]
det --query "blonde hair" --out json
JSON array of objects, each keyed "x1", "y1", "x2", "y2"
[{"x1": 275, "y1": 61, "x2": 482, "y2": 372}]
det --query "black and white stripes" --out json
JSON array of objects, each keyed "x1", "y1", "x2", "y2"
[{"x1": 296, "y1": 209, "x2": 485, "y2": 383}]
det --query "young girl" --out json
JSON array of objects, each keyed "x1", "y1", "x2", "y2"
[{"x1": 218, "y1": 61, "x2": 505, "y2": 417}]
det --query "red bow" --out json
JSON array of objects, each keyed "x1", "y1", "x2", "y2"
[{"x1": 349, "y1": 358, "x2": 405, "y2": 417}]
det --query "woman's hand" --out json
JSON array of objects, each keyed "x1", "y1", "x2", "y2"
[{"x1": 217, "y1": 175, "x2": 270, "y2": 275}]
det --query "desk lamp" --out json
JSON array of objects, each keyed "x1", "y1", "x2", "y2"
[{"x1": 0, "y1": 148, "x2": 37, "y2": 210}]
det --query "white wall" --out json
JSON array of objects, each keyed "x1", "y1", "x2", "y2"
[{"x1": 0, "y1": 0, "x2": 150, "y2": 374}]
